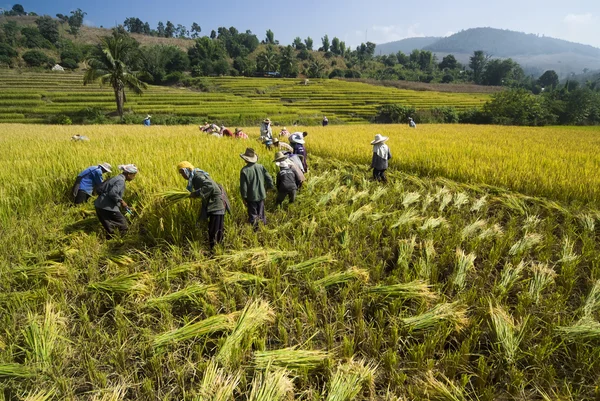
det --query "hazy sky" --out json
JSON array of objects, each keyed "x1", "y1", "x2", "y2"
[{"x1": 4, "y1": 0, "x2": 600, "y2": 48}]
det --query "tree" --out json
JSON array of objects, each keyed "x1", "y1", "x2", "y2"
[
  {"x1": 68, "y1": 8, "x2": 87, "y2": 36},
  {"x1": 481, "y1": 58, "x2": 523, "y2": 86},
  {"x1": 330, "y1": 37, "x2": 341, "y2": 55},
  {"x1": 279, "y1": 45, "x2": 297, "y2": 78},
  {"x1": 3, "y1": 21, "x2": 19, "y2": 46},
  {"x1": 176, "y1": 24, "x2": 187, "y2": 38},
  {"x1": 56, "y1": 14, "x2": 69, "y2": 24},
  {"x1": 35, "y1": 16, "x2": 60, "y2": 44},
  {"x1": 83, "y1": 31, "x2": 147, "y2": 117},
  {"x1": 21, "y1": 27, "x2": 52, "y2": 49},
  {"x1": 320, "y1": 35, "x2": 330, "y2": 52},
  {"x1": 538, "y1": 70, "x2": 559, "y2": 89},
  {"x1": 157, "y1": 22, "x2": 165, "y2": 37},
  {"x1": 339, "y1": 41, "x2": 346, "y2": 57},
  {"x1": 210, "y1": 30, "x2": 216, "y2": 39},
  {"x1": 469, "y1": 50, "x2": 487, "y2": 84},
  {"x1": 191, "y1": 22, "x2": 201, "y2": 38},
  {"x1": 164, "y1": 21, "x2": 175, "y2": 38},
  {"x1": 292, "y1": 37, "x2": 305, "y2": 50},
  {"x1": 124, "y1": 17, "x2": 145, "y2": 34},
  {"x1": 0, "y1": 43, "x2": 18, "y2": 66},
  {"x1": 256, "y1": 45, "x2": 279, "y2": 73},
  {"x1": 22, "y1": 49, "x2": 52, "y2": 67},
  {"x1": 265, "y1": 29, "x2": 275, "y2": 45},
  {"x1": 304, "y1": 37, "x2": 313, "y2": 51},
  {"x1": 11, "y1": 4, "x2": 26, "y2": 16},
  {"x1": 439, "y1": 54, "x2": 458, "y2": 70}
]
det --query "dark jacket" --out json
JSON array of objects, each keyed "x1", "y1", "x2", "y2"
[
  {"x1": 292, "y1": 143, "x2": 308, "y2": 172},
  {"x1": 371, "y1": 147, "x2": 392, "y2": 170},
  {"x1": 240, "y1": 163, "x2": 274, "y2": 202},
  {"x1": 94, "y1": 174, "x2": 125, "y2": 212},
  {"x1": 276, "y1": 167, "x2": 301, "y2": 192},
  {"x1": 191, "y1": 171, "x2": 225, "y2": 214}
]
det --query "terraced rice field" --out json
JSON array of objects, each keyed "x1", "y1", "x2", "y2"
[
  {"x1": 0, "y1": 70, "x2": 489, "y2": 124},
  {"x1": 1, "y1": 124, "x2": 600, "y2": 399}
]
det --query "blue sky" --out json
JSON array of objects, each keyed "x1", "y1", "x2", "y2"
[{"x1": 4, "y1": 0, "x2": 600, "y2": 48}]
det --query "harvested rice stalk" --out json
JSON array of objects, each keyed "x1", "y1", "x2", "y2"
[
  {"x1": 153, "y1": 312, "x2": 238, "y2": 350},
  {"x1": 194, "y1": 359, "x2": 241, "y2": 401},
  {"x1": 528, "y1": 263, "x2": 556, "y2": 304},
  {"x1": 91, "y1": 384, "x2": 128, "y2": 401},
  {"x1": 146, "y1": 283, "x2": 218, "y2": 305},
  {"x1": 401, "y1": 302, "x2": 468, "y2": 333},
  {"x1": 488, "y1": 302, "x2": 528, "y2": 364},
  {"x1": 326, "y1": 359, "x2": 377, "y2": 401},
  {"x1": 420, "y1": 371, "x2": 465, "y2": 401},
  {"x1": 247, "y1": 369, "x2": 294, "y2": 401},
  {"x1": 556, "y1": 317, "x2": 600, "y2": 342},
  {"x1": 583, "y1": 280, "x2": 600, "y2": 318},
  {"x1": 254, "y1": 347, "x2": 330, "y2": 371},
  {"x1": 22, "y1": 388, "x2": 56, "y2": 401},
  {"x1": 313, "y1": 267, "x2": 369, "y2": 289},
  {"x1": 0, "y1": 363, "x2": 33, "y2": 378},
  {"x1": 453, "y1": 249, "x2": 476, "y2": 291},
  {"x1": 509, "y1": 233, "x2": 543, "y2": 256},
  {"x1": 286, "y1": 254, "x2": 337, "y2": 273},
  {"x1": 222, "y1": 271, "x2": 270, "y2": 286},
  {"x1": 365, "y1": 280, "x2": 438, "y2": 301},
  {"x1": 87, "y1": 272, "x2": 150, "y2": 296},
  {"x1": 156, "y1": 189, "x2": 191, "y2": 205},
  {"x1": 215, "y1": 248, "x2": 298, "y2": 271},
  {"x1": 12, "y1": 261, "x2": 67, "y2": 280}
]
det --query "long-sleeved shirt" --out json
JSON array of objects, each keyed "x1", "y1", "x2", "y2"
[
  {"x1": 77, "y1": 166, "x2": 104, "y2": 196},
  {"x1": 276, "y1": 167, "x2": 301, "y2": 192},
  {"x1": 240, "y1": 163, "x2": 274, "y2": 202},
  {"x1": 371, "y1": 146, "x2": 392, "y2": 170},
  {"x1": 94, "y1": 174, "x2": 126, "y2": 212},
  {"x1": 292, "y1": 143, "x2": 308, "y2": 172},
  {"x1": 190, "y1": 171, "x2": 225, "y2": 215}
]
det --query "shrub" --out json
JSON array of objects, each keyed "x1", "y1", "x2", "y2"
[
  {"x1": 22, "y1": 50, "x2": 51, "y2": 67},
  {"x1": 431, "y1": 106, "x2": 459, "y2": 123},
  {"x1": 374, "y1": 104, "x2": 416, "y2": 123},
  {"x1": 344, "y1": 70, "x2": 361, "y2": 78},
  {"x1": 50, "y1": 114, "x2": 72, "y2": 125},
  {"x1": 60, "y1": 58, "x2": 78, "y2": 70}
]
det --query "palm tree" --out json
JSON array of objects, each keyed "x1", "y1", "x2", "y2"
[{"x1": 83, "y1": 32, "x2": 147, "y2": 117}]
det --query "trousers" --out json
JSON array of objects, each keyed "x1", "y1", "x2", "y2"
[
  {"x1": 96, "y1": 208, "x2": 128, "y2": 238},
  {"x1": 208, "y1": 213, "x2": 225, "y2": 249},
  {"x1": 246, "y1": 200, "x2": 266, "y2": 229},
  {"x1": 276, "y1": 190, "x2": 297, "y2": 205}
]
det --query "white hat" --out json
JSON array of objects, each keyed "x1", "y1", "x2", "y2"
[
  {"x1": 289, "y1": 134, "x2": 305, "y2": 144},
  {"x1": 370, "y1": 134, "x2": 389, "y2": 145},
  {"x1": 146, "y1": 115, "x2": 152, "y2": 119},
  {"x1": 99, "y1": 162, "x2": 112, "y2": 173},
  {"x1": 118, "y1": 164, "x2": 138, "y2": 174}
]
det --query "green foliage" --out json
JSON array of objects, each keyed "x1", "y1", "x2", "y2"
[
  {"x1": 481, "y1": 58, "x2": 524, "y2": 86},
  {"x1": 35, "y1": 15, "x2": 59, "y2": 44},
  {"x1": 22, "y1": 49, "x2": 52, "y2": 67},
  {"x1": 374, "y1": 104, "x2": 416, "y2": 123},
  {"x1": 537, "y1": 70, "x2": 559, "y2": 88},
  {"x1": 469, "y1": 50, "x2": 487, "y2": 84},
  {"x1": 20, "y1": 26, "x2": 52, "y2": 49},
  {"x1": 0, "y1": 42, "x2": 18, "y2": 66},
  {"x1": 67, "y1": 8, "x2": 86, "y2": 36},
  {"x1": 483, "y1": 88, "x2": 552, "y2": 125}
]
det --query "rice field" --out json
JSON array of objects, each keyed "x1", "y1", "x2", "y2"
[
  {"x1": 0, "y1": 70, "x2": 489, "y2": 124},
  {"x1": 1, "y1": 124, "x2": 600, "y2": 400}
]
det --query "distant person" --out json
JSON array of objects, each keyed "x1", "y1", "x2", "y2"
[
  {"x1": 322, "y1": 116, "x2": 329, "y2": 126},
  {"x1": 273, "y1": 138, "x2": 293, "y2": 152},
  {"x1": 72, "y1": 163, "x2": 112, "y2": 204},
  {"x1": 234, "y1": 128, "x2": 248, "y2": 139},
  {"x1": 143, "y1": 115, "x2": 151, "y2": 126},
  {"x1": 274, "y1": 151, "x2": 302, "y2": 206},
  {"x1": 94, "y1": 164, "x2": 138, "y2": 238},
  {"x1": 289, "y1": 133, "x2": 308, "y2": 172},
  {"x1": 239, "y1": 148, "x2": 274, "y2": 230},
  {"x1": 370, "y1": 134, "x2": 392, "y2": 183},
  {"x1": 177, "y1": 161, "x2": 230, "y2": 250},
  {"x1": 200, "y1": 122, "x2": 211, "y2": 132},
  {"x1": 260, "y1": 118, "x2": 273, "y2": 149},
  {"x1": 71, "y1": 134, "x2": 90, "y2": 142},
  {"x1": 279, "y1": 127, "x2": 291, "y2": 138},
  {"x1": 221, "y1": 125, "x2": 233, "y2": 137},
  {"x1": 408, "y1": 117, "x2": 416, "y2": 128}
]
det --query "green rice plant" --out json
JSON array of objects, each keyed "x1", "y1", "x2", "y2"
[
  {"x1": 390, "y1": 209, "x2": 422, "y2": 229},
  {"x1": 396, "y1": 236, "x2": 417, "y2": 274},
  {"x1": 488, "y1": 302, "x2": 528, "y2": 364},
  {"x1": 509, "y1": 233, "x2": 543, "y2": 256},
  {"x1": 21, "y1": 302, "x2": 65, "y2": 368},
  {"x1": 0, "y1": 363, "x2": 33, "y2": 378},
  {"x1": 556, "y1": 317, "x2": 600, "y2": 342},
  {"x1": 146, "y1": 283, "x2": 218, "y2": 306},
  {"x1": 402, "y1": 192, "x2": 421, "y2": 208},
  {"x1": 12, "y1": 261, "x2": 67, "y2": 280},
  {"x1": 254, "y1": 347, "x2": 330, "y2": 371},
  {"x1": 325, "y1": 359, "x2": 377, "y2": 401},
  {"x1": 156, "y1": 261, "x2": 208, "y2": 280},
  {"x1": 286, "y1": 254, "x2": 337, "y2": 273},
  {"x1": 313, "y1": 267, "x2": 369, "y2": 289},
  {"x1": 348, "y1": 204, "x2": 373, "y2": 223},
  {"x1": 461, "y1": 219, "x2": 487, "y2": 240},
  {"x1": 496, "y1": 261, "x2": 526, "y2": 294},
  {"x1": 419, "y1": 371, "x2": 466, "y2": 401},
  {"x1": 222, "y1": 271, "x2": 270, "y2": 286},
  {"x1": 365, "y1": 280, "x2": 438, "y2": 301},
  {"x1": 400, "y1": 302, "x2": 468, "y2": 333},
  {"x1": 216, "y1": 299, "x2": 275, "y2": 368},
  {"x1": 453, "y1": 249, "x2": 476, "y2": 291},
  {"x1": 88, "y1": 272, "x2": 150, "y2": 296},
  {"x1": 152, "y1": 312, "x2": 238, "y2": 350},
  {"x1": 583, "y1": 280, "x2": 600, "y2": 318},
  {"x1": 419, "y1": 217, "x2": 448, "y2": 231},
  {"x1": 156, "y1": 189, "x2": 191, "y2": 205},
  {"x1": 528, "y1": 263, "x2": 556, "y2": 304},
  {"x1": 21, "y1": 388, "x2": 56, "y2": 401},
  {"x1": 247, "y1": 369, "x2": 294, "y2": 401},
  {"x1": 193, "y1": 360, "x2": 241, "y2": 401},
  {"x1": 470, "y1": 195, "x2": 487, "y2": 212}
]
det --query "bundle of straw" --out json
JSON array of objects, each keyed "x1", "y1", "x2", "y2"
[
  {"x1": 488, "y1": 302, "x2": 527, "y2": 364},
  {"x1": 313, "y1": 267, "x2": 369, "y2": 289},
  {"x1": 400, "y1": 302, "x2": 468, "y2": 332},
  {"x1": 556, "y1": 317, "x2": 600, "y2": 342},
  {"x1": 146, "y1": 283, "x2": 218, "y2": 306},
  {"x1": 0, "y1": 363, "x2": 33, "y2": 378},
  {"x1": 419, "y1": 371, "x2": 465, "y2": 401},
  {"x1": 12, "y1": 261, "x2": 67, "y2": 280},
  {"x1": 21, "y1": 388, "x2": 56, "y2": 401},
  {"x1": 194, "y1": 360, "x2": 241, "y2": 401},
  {"x1": 325, "y1": 359, "x2": 377, "y2": 401},
  {"x1": 153, "y1": 312, "x2": 238, "y2": 350},
  {"x1": 247, "y1": 369, "x2": 295, "y2": 401},
  {"x1": 156, "y1": 189, "x2": 191, "y2": 205},
  {"x1": 253, "y1": 347, "x2": 330, "y2": 371},
  {"x1": 286, "y1": 254, "x2": 337, "y2": 274},
  {"x1": 365, "y1": 280, "x2": 438, "y2": 301},
  {"x1": 222, "y1": 271, "x2": 270, "y2": 286},
  {"x1": 87, "y1": 272, "x2": 150, "y2": 296},
  {"x1": 215, "y1": 248, "x2": 298, "y2": 272}
]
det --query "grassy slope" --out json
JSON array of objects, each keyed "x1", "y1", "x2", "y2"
[{"x1": 1, "y1": 125, "x2": 600, "y2": 399}]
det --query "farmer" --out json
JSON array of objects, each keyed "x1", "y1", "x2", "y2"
[
  {"x1": 370, "y1": 134, "x2": 392, "y2": 183},
  {"x1": 274, "y1": 151, "x2": 303, "y2": 206},
  {"x1": 273, "y1": 138, "x2": 293, "y2": 152},
  {"x1": 260, "y1": 118, "x2": 273, "y2": 150},
  {"x1": 143, "y1": 115, "x2": 151, "y2": 126},
  {"x1": 94, "y1": 164, "x2": 137, "y2": 238},
  {"x1": 177, "y1": 161, "x2": 230, "y2": 250},
  {"x1": 289, "y1": 133, "x2": 308, "y2": 172},
  {"x1": 322, "y1": 116, "x2": 328, "y2": 126},
  {"x1": 71, "y1": 134, "x2": 90, "y2": 142},
  {"x1": 200, "y1": 122, "x2": 211, "y2": 132},
  {"x1": 221, "y1": 125, "x2": 234, "y2": 137},
  {"x1": 408, "y1": 117, "x2": 416, "y2": 128},
  {"x1": 234, "y1": 128, "x2": 248, "y2": 139},
  {"x1": 279, "y1": 127, "x2": 291, "y2": 138},
  {"x1": 72, "y1": 163, "x2": 112, "y2": 204},
  {"x1": 239, "y1": 148, "x2": 274, "y2": 229}
]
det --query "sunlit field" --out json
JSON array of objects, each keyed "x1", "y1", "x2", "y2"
[{"x1": 1, "y1": 124, "x2": 600, "y2": 400}]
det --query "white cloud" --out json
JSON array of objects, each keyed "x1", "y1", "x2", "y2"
[
  {"x1": 564, "y1": 13, "x2": 594, "y2": 24},
  {"x1": 350, "y1": 23, "x2": 425, "y2": 45},
  {"x1": 83, "y1": 19, "x2": 96, "y2": 27}
]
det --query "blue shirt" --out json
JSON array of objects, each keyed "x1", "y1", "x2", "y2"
[{"x1": 78, "y1": 166, "x2": 104, "y2": 196}]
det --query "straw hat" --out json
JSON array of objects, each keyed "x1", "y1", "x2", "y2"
[
  {"x1": 240, "y1": 148, "x2": 258, "y2": 163},
  {"x1": 263, "y1": 118, "x2": 271, "y2": 124},
  {"x1": 289, "y1": 134, "x2": 305, "y2": 144},
  {"x1": 282, "y1": 127, "x2": 287, "y2": 130},
  {"x1": 273, "y1": 151, "x2": 288, "y2": 162},
  {"x1": 370, "y1": 134, "x2": 389, "y2": 144},
  {"x1": 146, "y1": 115, "x2": 152, "y2": 119},
  {"x1": 99, "y1": 162, "x2": 112, "y2": 173}
]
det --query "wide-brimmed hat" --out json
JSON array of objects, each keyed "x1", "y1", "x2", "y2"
[
  {"x1": 146, "y1": 115, "x2": 152, "y2": 119},
  {"x1": 370, "y1": 134, "x2": 389, "y2": 144},
  {"x1": 235, "y1": 128, "x2": 240, "y2": 133},
  {"x1": 240, "y1": 148, "x2": 258, "y2": 163},
  {"x1": 273, "y1": 151, "x2": 288, "y2": 162},
  {"x1": 99, "y1": 162, "x2": 112, "y2": 173},
  {"x1": 263, "y1": 118, "x2": 271, "y2": 124},
  {"x1": 289, "y1": 134, "x2": 305, "y2": 144},
  {"x1": 282, "y1": 127, "x2": 287, "y2": 130}
]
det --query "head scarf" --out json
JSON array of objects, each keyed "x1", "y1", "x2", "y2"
[{"x1": 118, "y1": 164, "x2": 138, "y2": 174}]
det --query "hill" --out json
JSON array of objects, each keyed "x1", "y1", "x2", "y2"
[{"x1": 375, "y1": 36, "x2": 441, "y2": 55}]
